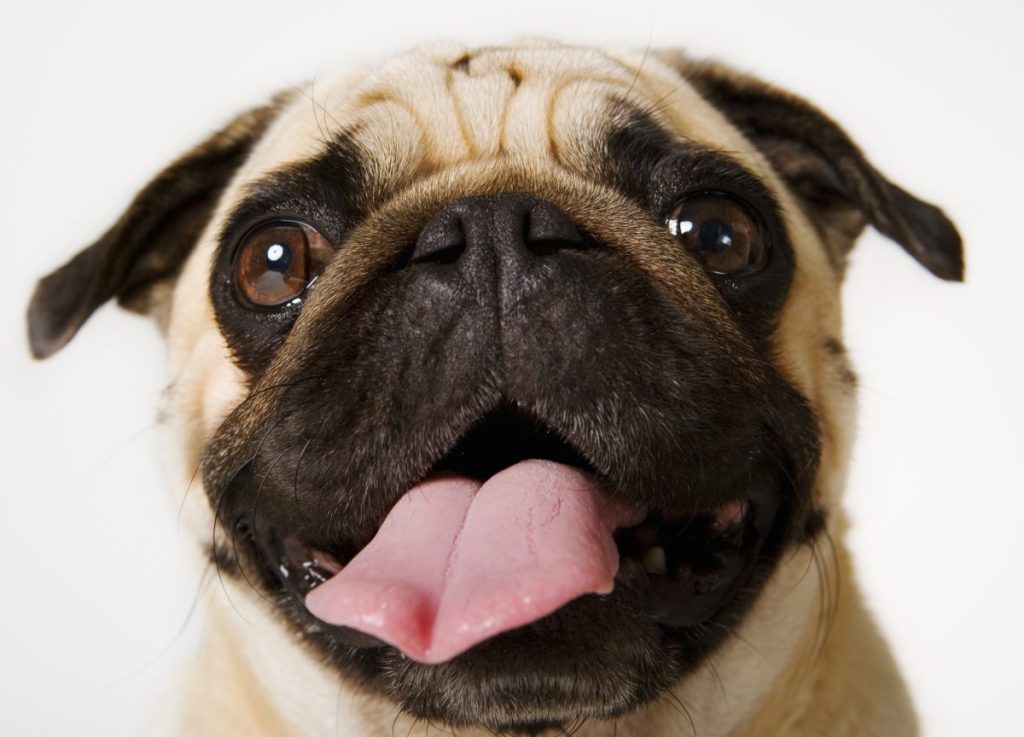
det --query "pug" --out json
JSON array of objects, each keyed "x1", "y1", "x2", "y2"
[{"x1": 27, "y1": 40, "x2": 962, "y2": 737}]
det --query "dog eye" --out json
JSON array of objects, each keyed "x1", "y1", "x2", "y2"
[
  {"x1": 233, "y1": 221, "x2": 333, "y2": 308},
  {"x1": 666, "y1": 194, "x2": 767, "y2": 275}
]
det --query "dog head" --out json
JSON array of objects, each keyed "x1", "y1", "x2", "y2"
[{"x1": 28, "y1": 41, "x2": 961, "y2": 734}]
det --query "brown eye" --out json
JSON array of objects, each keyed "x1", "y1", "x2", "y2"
[
  {"x1": 233, "y1": 221, "x2": 333, "y2": 308},
  {"x1": 666, "y1": 194, "x2": 767, "y2": 275}
]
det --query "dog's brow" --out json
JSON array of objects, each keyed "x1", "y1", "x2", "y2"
[
  {"x1": 596, "y1": 100, "x2": 781, "y2": 217},
  {"x1": 216, "y1": 133, "x2": 368, "y2": 258}
]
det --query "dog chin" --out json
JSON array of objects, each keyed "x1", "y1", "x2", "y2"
[{"x1": 215, "y1": 401, "x2": 798, "y2": 729}]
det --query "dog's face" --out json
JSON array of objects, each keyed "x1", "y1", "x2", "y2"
[{"x1": 28, "y1": 42, "x2": 961, "y2": 734}]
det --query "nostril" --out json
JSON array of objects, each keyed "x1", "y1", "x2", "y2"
[
  {"x1": 524, "y1": 200, "x2": 585, "y2": 257},
  {"x1": 410, "y1": 194, "x2": 589, "y2": 269},
  {"x1": 526, "y1": 201, "x2": 582, "y2": 245},
  {"x1": 411, "y1": 212, "x2": 467, "y2": 265}
]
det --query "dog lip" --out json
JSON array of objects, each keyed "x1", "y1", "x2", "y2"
[
  {"x1": 613, "y1": 493, "x2": 767, "y2": 627},
  {"x1": 426, "y1": 401, "x2": 598, "y2": 482}
]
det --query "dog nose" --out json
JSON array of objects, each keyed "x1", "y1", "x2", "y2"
[{"x1": 411, "y1": 193, "x2": 584, "y2": 269}]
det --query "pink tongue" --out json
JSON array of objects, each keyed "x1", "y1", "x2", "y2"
[{"x1": 305, "y1": 460, "x2": 639, "y2": 664}]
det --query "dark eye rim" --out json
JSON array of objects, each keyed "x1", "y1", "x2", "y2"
[
  {"x1": 230, "y1": 218, "x2": 330, "y2": 312},
  {"x1": 664, "y1": 190, "x2": 772, "y2": 278}
]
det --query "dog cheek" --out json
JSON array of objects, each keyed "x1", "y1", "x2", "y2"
[
  {"x1": 770, "y1": 207, "x2": 855, "y2": 513},
  {"x1": 659, "y1": 544, "x2": 822, "y2": 736},
  {"x1": 163, "y1": 317, "x2": 249, "y2": 540},
  {"x1": 167, "y1": 248, "x2": 251, "y2": 448}
]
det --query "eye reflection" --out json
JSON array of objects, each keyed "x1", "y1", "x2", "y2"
[
  {"x1": 666, "y1": 194, "x2": 767, "y2": 275},
  {"x1": 233, "y1": 221, "x2": 333, "y2": 308}
]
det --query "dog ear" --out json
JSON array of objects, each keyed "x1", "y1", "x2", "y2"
[
  {"x1": 27, "y1": 93, "x2": 290, "y2": 359},
  {"x1": 658, "y1": 54, "x2": 963, "y2": 281}
]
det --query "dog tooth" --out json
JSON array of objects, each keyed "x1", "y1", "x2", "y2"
[{"x1": 642, "y1": 546, "x2": 667, "y2": 576}]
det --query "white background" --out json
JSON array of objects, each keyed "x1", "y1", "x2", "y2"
[{"x1": 2, "y1": 1, "x2": 1022, "y2": 734}]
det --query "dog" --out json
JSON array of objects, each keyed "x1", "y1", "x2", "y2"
[{"x1": 27, "y1": 40, "x2": 962, "y2": 737}]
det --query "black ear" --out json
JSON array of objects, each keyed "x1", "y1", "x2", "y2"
[
  {"x1": 657, "y1": 53, "x2": 963, "y2": 281},
  {"x1": 27, "y1": 94, "x2": 289, "y2": 359}
]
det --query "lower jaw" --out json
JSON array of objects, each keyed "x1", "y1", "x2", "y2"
[
  {"x1": 338, "y1": 593, "x2": 680, "y2": 730},
  {"x1": 239, "y1": 504, "x2": 790, "y2": 736}
]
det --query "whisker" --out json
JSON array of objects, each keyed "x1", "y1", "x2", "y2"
[
  {"x1": 623, "y1": 26, "x2": 654, "y2": 106},
  {"x1": 664, "y1": 690, "x2": 698, "y2": 736},
  {"x1": 210, "y1": 484, "x2": 251, "y2": 624},
  {"x1": 177, "y1": 459, "x2": 204, "y2": 529},
  {"x1": 703, "y1": 652, "x2": 728, "y2": 702},
  {"x1": 291, "y1": 437, "x2": 315, "y2": 532},
  {"x1": 82, "y1": 422, "x2": 158, "y2": 490},
  {"x1": 251, "y1": 444, "x2": 293, "y2": 534},
  {"x1": 107, "y1": 565, "x2": 213, "y2": 686}
]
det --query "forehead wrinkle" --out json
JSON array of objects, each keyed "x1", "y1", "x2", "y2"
[
  {"x1": 446, "y1": 64, "x2": 518, "y2": 159},
  {"x1": 546, "y1": 75, "x2": 657, "y2": 173},
  {"x1": 346, "y1": 51, "x2": 475, "y2": 168},
  {"x1": 250, "y1": 44, "x2": 716, "y2": 193},
  {"x1": 349, "y1": 44, "x2": 683, "y2": 169},
  {"x1": 448, "y1": 45, "x2": 638, "y2": 162}
]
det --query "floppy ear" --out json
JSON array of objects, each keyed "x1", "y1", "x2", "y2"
[
  {"x1": 657, "y1": 53, "x2": 963, "y2": 281},
  {"x1": 27, "y1": 93, "x2": 290, "y2": 359}
]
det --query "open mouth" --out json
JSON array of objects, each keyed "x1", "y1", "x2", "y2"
[{"x1": 253, "y1": 404, "x2": 782, "y2": 664}]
